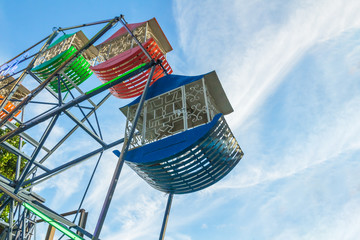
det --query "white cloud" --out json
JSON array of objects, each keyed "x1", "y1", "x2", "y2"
[
  {"x1": 214, "y1": 97, "x2": 360, "y2": 191},
  {"x1": 169, "y1": 1, "x2": 360, "y2": 239},
  {"x1": 173, "y1": 0, "x2": 360, "y2": 131}
]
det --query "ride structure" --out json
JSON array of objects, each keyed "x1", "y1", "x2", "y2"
[{"x1": 0, "y1": 15, "x2": 243, "y2": 240}]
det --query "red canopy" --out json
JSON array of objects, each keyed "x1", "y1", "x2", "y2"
[
  {"x1": 90, "y1": 38, "x2": 172, "y2": 99},
  {"x1": 102, "y1": 22, "x2": 145, "y2": 44}
]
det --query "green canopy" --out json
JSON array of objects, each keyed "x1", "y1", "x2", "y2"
[
  {"x1": 47, "y1": 33, "x2": 76, "y2": 49},
  {"x1": 32, "y1": 46, "x2": 93, "y2": 93}
]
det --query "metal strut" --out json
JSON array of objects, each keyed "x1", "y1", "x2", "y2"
[
  {"x1": 119, "y1": 16, "x2": 169, "y2": 75},
  {"x1": 92, "y1": 64, "x2": 156, "y2": 240},
  {"x1": 159, "y1": 193, "x2": 174, "y2": 240},
  {"x1": 58, "y1": 18, "x2": 116, "y2": 31},
  {"x1": 0, "y1": 33, "x2": 51, "y2": 69}
]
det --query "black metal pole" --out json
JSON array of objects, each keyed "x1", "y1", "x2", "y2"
[
  {"x1": 0, "y1": 34, "x2": 50, "y2": 69},
  {"x1": 58, "y1": 18, "x2": 115, "y2": 31},
  {"x1": 119, "y1": 16, "x2": 152, "y2": 61},
  {"x1": 119, "y1": 16, "x2": 169, "y2": 75},
  {"x1": 159, "y1": 193, "x2": 174, "y2": 240},
  {"x1": 92, "y1": 65, "x2": 156, "y2": 240}
]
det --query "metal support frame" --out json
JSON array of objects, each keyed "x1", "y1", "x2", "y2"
[
  {"x1": 0, "y1": 16, "x2": 120, "y2": 128},
  {"x1": 0, "y1": 17, "x2": 120, "y2": 240},
  {"x1": 58, "y1": 77, "x2": 103, "y2": 145},
  {"x1": 159, "y1": 193, "x2": 173, "y2": 240},
  {"x1": 64, "y1": 111, "x2": 105, "y2": 147},
  {"x1": 58, "y1": 18, "x2": 116, "y2": 31},
  {"x1": 15, "y1": 108, "x2": 25, "y2": 181},
  {"x1": 15, "y1": 113, "x2": 60, "y2": 194},
  {"x1": 22, "y1": 137, "x2": 124, "y2": 188},
  {"x1": 25, "y1": 70, "x2": 106, "y2": 159},
  {"x1": 5, "y1": 122, "x2": 50, "y2": 153},
  {"x1": 27, "y1": 93, "x2": 112, "y2": 177},
  {"x1": 0, "y1": 142, "x2": 50, "y2": 173},
  {"x1": 0, "y1": 15, "x2": 167, "y2": 240}
]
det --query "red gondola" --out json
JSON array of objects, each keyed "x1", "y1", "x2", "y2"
[{"x1": 90, "y1": 38, "x2": 172, "y2": 98}]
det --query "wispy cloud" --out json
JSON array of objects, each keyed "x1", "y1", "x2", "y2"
[
  {"x1": 173, "y1": 0, "x2": 360, "y2": 130},
  {"x1": 214, "y1": 96, "x2": 360, "y2": 191},
  {"x1": 169, "y1": 1, "x2": 360, "y2": 239}
]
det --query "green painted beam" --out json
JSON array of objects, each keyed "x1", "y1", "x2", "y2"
[
  {"x1": 85, "y1": 63, "x2": 147, "y2": 95},
  {"x1": 23, "y1": 202, "x2": 84, "y2": 240}
]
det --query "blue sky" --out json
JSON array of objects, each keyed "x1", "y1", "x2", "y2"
[{"x1": 1, "y1": 0, "x2": 360, "y2": 239}]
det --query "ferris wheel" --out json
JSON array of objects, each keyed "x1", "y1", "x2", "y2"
[{"x1": 0, "y1": 15, "x2": 243, "y2": 240}]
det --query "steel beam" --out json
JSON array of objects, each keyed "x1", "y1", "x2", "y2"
[
  {"x1": 64, "y1": 111, "x2": 106, "y2": 147},
  {"x1": 58, "y1": 18, "x2": 116, "y2": 31},
  {"x1": 159, "y1": 194, "x2": 173, "y2": 240},
  {"x1": 22, "y1": 137, "x2": 124, "y2": 187},
  {"x1": 0, "y1": 174, "x2": 11, "y2": 185},
  {"x1": 15, "y1": 114, "x2": 60, "y2": 194},
  {"x1": 7, "y1": 200, "x2": 13, "y2": 240},
  {"x1": 0, "y1": 183, "x2": 23, "y2": 203},
  {"x1": 25, "y1": 93, "x2": 111, "y2": 180},
  {"x1": 5, "y1": 122, "x2": 50, "y2": 152},
  {"x1": 119, "y1": 16, "x2": 152, "y2": 61},
  {"x1": 62, "y1": 73, "x2": 96, "y2": 107},
  {"x1": 0, "y1": 142, "x2": 31, "y2": 161},
  {"x1": 25, "y1": 201, "x2": 93, "y2": 239},
  {"x1": 38, "y1": 93, "x2": 110, "y2": 162}
]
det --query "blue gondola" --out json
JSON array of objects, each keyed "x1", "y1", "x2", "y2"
[{"x1": 115, "y1": 71, "x2": 243, "y2": 194}]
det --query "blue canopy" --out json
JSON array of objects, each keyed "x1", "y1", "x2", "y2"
[{"x1": 124, "y1": 73, "x2": 206, "y2": 107}]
